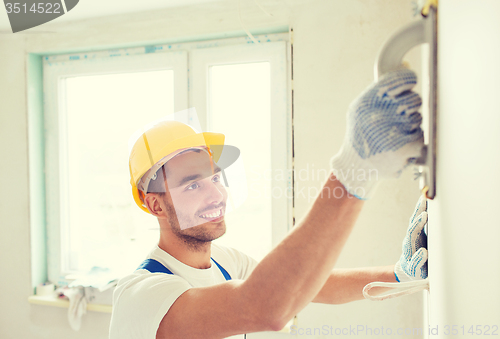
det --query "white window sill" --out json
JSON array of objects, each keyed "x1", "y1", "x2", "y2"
[{"x1": 28, "y1": 295, "x2": 112, "y2": 313}]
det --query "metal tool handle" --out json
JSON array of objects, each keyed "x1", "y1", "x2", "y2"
[
  {"x1": 375, "y1": 20, "x2": 429, "y2": 80},
  {"x1": 374, "y1": 8, "x2": 438, "y2": 199}
]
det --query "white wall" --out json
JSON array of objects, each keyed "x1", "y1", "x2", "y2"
[
  {"x1": 0, "y1": 1, "x2": 425, "y2": 338},
  {"x1": 427, "y1": 1, "x2": 500, "y2": 338}
]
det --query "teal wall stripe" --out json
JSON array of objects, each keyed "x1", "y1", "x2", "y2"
[{"x1": 27, "y1": 53, "x2": 48, "y2": 291}]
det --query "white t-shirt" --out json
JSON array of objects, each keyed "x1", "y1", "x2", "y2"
[{"x1": 109, "y1": 243, "x2": 258, "y2": 339}]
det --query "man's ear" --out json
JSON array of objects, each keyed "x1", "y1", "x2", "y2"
[{"x1": 144, "y1": 193, "x2": 167, "y2": 218}]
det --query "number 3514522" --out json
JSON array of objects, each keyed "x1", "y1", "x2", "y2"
[{"x1": 5, "y1": 2, "x2": 62, "y2": 14}]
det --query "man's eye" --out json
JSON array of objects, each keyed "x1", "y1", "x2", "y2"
[
  {"x1": 187, "y1": 182, "x2": 200, "y2": 190},
  {"x1": 212, "y1": 175, "x2": 220, "y2": 183}
]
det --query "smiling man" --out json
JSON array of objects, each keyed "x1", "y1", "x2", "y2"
[
  {"x1": 154, "y1": 149, "x2": 226, "y2": 229},
  {"x1": 109, "y1": 69, "x2": 429, "y2": 339},
  {"x1": 147, "y1": 148, "x2": 229, "y2": 260}
]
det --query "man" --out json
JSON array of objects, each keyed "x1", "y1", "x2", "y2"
[{"x1": 109, "y1": 68, "x2": 428, "y2": 338}]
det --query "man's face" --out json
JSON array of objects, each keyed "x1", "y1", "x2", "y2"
[{"x1": 162, "y1": 150, "x2": 228, "y2": 240}]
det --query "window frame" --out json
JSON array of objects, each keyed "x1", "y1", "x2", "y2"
[
  {"x1": 190, "y1": 41, "x2": 291, "y2": 249},
  {"x1": 43, "y1": 51, "x2": 189, "y2": 283},
  {"x1": 39, "y1": 33, "x2": 292, "y2": 284}
]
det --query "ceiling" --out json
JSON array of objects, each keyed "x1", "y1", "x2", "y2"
[{"x1": 0, "y1": 0, "x2": 221, "y2": 32}]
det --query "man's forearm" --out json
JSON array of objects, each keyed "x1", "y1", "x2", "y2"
[
  {"x1": 312, "y1": 265, "x2": 397, "y2": 304},
  {"x1": 241, "y1": 173, "x2": 364, "y2": 328}
]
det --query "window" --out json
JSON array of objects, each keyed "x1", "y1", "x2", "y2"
[{"x1": 40, "y1": 33, "x2": 291, "y2": 284}]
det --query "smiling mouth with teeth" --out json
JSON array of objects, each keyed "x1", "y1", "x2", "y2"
[{"x1": 199, "y1": 208, "x2": 224, "y2": 221}]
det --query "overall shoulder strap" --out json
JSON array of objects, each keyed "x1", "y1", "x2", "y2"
[
  {"x1": 137, "y1": 258, "x2": 174, "y2": 274},
  {"x1": 211, "y1": 257, "x2": 232, "y2": 281},
  {"x1": 137, "y1": 257, "x2": 232, "y2": 281}
]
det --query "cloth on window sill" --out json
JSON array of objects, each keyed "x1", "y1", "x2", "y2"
[{"x1": 62, "y1": 287, "x2": 87, "y2": 331}]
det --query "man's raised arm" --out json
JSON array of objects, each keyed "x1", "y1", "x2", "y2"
[{"x1": 156, "y1": 69, "x2": 424, "y2": 338}]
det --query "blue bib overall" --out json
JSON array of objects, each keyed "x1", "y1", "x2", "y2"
[
  {"x1": 137, "y1": 257, "x2": 247, "y2": 338},
  {"x1": 137, "y1": 258, "x2": 232, "y2": 280},
  {"x1": 137, "y1": 258, "x2": 247, "y2": 337}
]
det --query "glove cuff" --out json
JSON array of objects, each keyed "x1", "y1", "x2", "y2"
[
  {"x1": 330, "y1": 144, "x2": 381, "y2": 200},
  {"x1": 394, "y1": 261, "x2": 411, "y2": 283}
]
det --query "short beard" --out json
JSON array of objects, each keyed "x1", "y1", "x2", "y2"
[{"x1": 164, "y1": 198, "x2": 226, "y2": 252}]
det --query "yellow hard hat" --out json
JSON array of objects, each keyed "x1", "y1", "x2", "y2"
[{"x1": 129, "y1": 120, "x2": 225, "y2": 213}]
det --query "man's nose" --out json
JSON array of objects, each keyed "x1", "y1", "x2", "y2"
[{"x1": 205, "y1": 181, "x2": 225, "y2": 204}]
